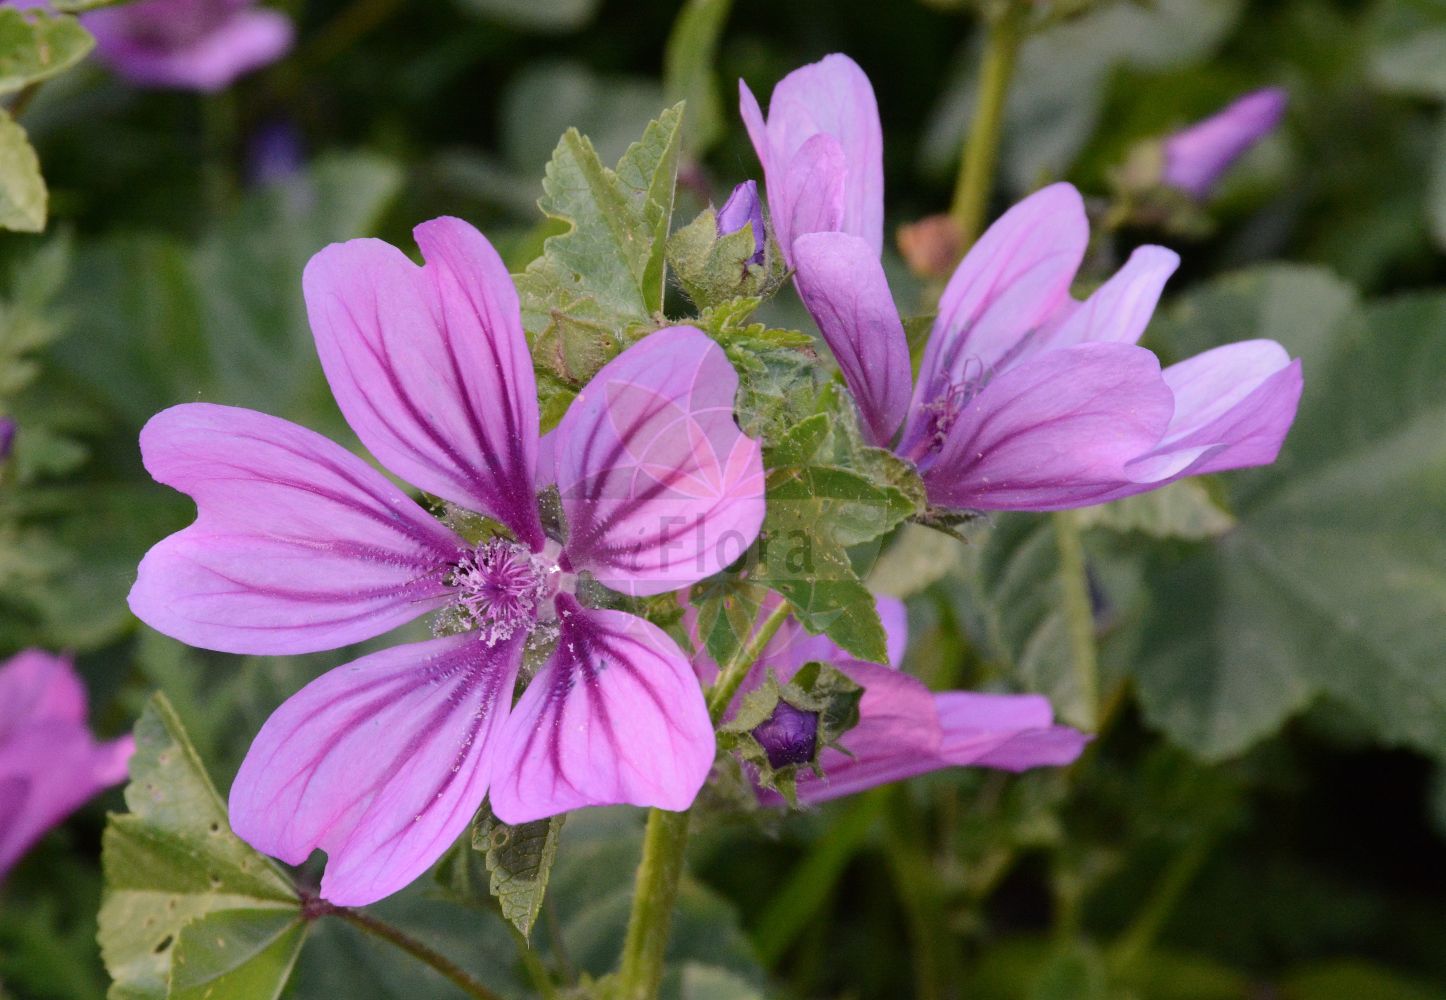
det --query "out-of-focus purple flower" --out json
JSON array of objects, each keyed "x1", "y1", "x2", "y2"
[
  {"x1": 247, "y1": 119, "x2": 305, "y2": 188},
  {"x1": 693, "y1": 596, "x2": 1086, "y2": 805},
  {"x1": 0, "y1": 650, "x2": 134, "y2": 878},
  {"x1": 83, "y1": 0, "x2": 293, "y2": 93},
  {"x1": 128, "y1": 216, "x2": 765, "y2": 906},
  {"x1": 0, "y1": 418, "x2": 14, "y2": 462},
  {"x1": 739, "y1": 53, "x2": 883, "y2": 262},
  {"x1": 717, "y1": 180, "x2": 767, "y2": 265},
  {"x1": 742, "y1": 59, "x2": 1304, "y2": 513},
  {"x1": 1162, "y1": 88, "x2": 1288, "y2": 200}
]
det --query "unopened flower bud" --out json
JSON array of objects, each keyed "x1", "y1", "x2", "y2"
[
  {"x1": 751, "y1": 700, "x2": 819, "y2": 769},
  {"x1": 0, "y1": 418, "x2": 14, "y2": 463},
  {"x1": 717, "y1": 180, "x2": 767, "y2": 265},
  {"x1": 1161, "y1": 88, "x2": 1287, "y2": 200}
]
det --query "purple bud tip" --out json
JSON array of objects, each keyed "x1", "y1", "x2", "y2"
[
  {"x1": 0, "y1": 418, "x2": 14, "y2": 462},
  {"x1": 248, "y1": 120, "x2": 306, "y2": 188},
  {"x1": 717, "y1": 180, "x2": 767, "y2": 265},
  {"x1": 1162, "y1": 87, "x2": 1288, "y2": 200},
  {"x1": 752, "y1": 700, "x2": 819, "y2": 769}
]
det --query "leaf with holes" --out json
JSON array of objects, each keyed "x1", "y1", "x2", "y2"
[
  {"x1": 98, "y1": 693, "x2": 305, "y2": 1000},
  {"x1": 471, "y1": 806, "x2": 564, "y2": 941}
]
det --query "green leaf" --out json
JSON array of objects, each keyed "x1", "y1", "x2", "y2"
[
  {"x1": 0, "y1": 109, "x2": 45, "y2": 233},
  {"x1": 0, "y1": 7, "x2": 94, "y2": 96},
  {"x1": 679, "y1": 963, "x2": 764, "y2": 1000},
  {"x1": 747, "y1": 413, "x2": 921, "y2": 663},
  {"x1": 1133, "y1": 270, "x2": 1446, "y2": 760},
  {"x1": 516, "y1": 105, "x2": 684, "y2": 385},
  {"x1": 98, "y1": 694, "x2": 304, "y2": 1000},
  {"x1": 972, "y1": 514, "x2": 1098, "y2": 730},
  {"x1": 688, "y1": 574, "x2": 771, "y2": 671},
  {"x1": 1369, "y1": 26, "x2": 1446, "y2": 99},
  {"x1": 1075, "y1": 480, "x2": 1235, "y2": 540},
  {"x1": 663, "y1": 0, "x2": 734, "y2": 155},
  {"x1": 471, "y1": 806, "x2": 564, "y2": 941}
]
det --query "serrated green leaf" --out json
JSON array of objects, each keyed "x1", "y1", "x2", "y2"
[
  {"x1": 98, "y1": 694, "x2": 303, "y2": 1000},
  {"x1": 471, "y1": 806, "x2": 564, "y2": 941},
  {"x1": 663, "y1": 0, "x2": 733, "y2": 155},
  {"x1": 1133, "y1": 270, "x2": 1446, "y2": 760},
  {"x1": 516, "y1": 105, "x2": 684, "y2": 384},
  {"x1": 1075, "y1": 479, "x2": 1235, "y2": 540},
  {"x1": 0, "y1": 7, "x2": 94, "y2": 96},
  {"x1": 0, "y1": 109, "x2": 44, "y2": 233},
  {"x1": 689, "y1": 574, "x2": 770, "y2": 670}
]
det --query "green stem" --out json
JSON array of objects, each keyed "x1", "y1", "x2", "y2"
[
  {"x1": 616, "y1": 807, "x2": 692, "y2": 999},
  {"x1": 950, "y1": 2, "x2": 1026, "y2": 248},
  {"x1": 705, "y1": 601, "x2": 793, "y2": 722},
  {"x1": 615, "y1": 602, "x2": 792, "y2": 998},
  {"x1": 321, "y1": 904, "x2": 504, "y2": 1000},
  {"x1": 1052, "y1": 509, "x2": 1099, "y2": 728},
  {"x1": 752, "y1": 789, "x2": 888, "y2": 966},
  {"x1": 509, "y1": 925, "x2": 559, "y2": 1000},
  {"x1": 1107, "y1": 827, "x2": 1218, "y2": 973},
  {"x1": 882, "y1": 786, "x2": 960, "y2": 1000}
]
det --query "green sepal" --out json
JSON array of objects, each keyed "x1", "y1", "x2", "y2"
[{"x1": 666, "y1": 206, "x2": 788, "y2": 311}]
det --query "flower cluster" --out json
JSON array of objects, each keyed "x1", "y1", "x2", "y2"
[{"x1": 107, "y1": 52, "x2": 1305, "y2": 909}]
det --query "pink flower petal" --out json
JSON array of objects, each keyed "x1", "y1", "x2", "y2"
[
  {"x1": 130, "y1": 403, "x2": 464, "y2": 655},
  {"x1": 0, "y1": 724, "x2": 133, "y2": 878},
  {"x1": 903, "y1": 184, "x2": 1088, "y2": 455},
  {"x1": 1103, "y1": 341, "x2": 1303, "y2": 498},
  {"x1": 793, "y1": 232, "x2": 912, "y2": 447},
  {"x1": 1029, "y1": 245, "x2": 1180, "y2": 359},
  {"x1": 87, "y1": 3, "x2": 293, "y2": 93},
  {"x1": 740, "y1": 53, "x2": 884, "y2": 255},
  {"x1": 934, "y1": 693, "x2": 1089, "y2": 770},
  {"x1": 489, "y1": 597, "x2": 714, "y2": 824},
  {"x1": 0, "y1": 650, "x2": 86, "y2": 740},
  {"x1": 556, "y1": 327, "x2": 765, "y2": 596},
  {"x1": 923, "y1": 343, "x2": 1175, "y2": 511},
  {"x1": 1162, "y1": 88, "x2": 1288, "y2": 200},
  {"x1": 304, "y1": 217, "x2": 545, "y2": 547},
  {"x1": 229, "y1": 633, "x2": 522, "y2": 906},
  {"x1": 779, "y1": 134, "x2": 846, "y2": 259}
]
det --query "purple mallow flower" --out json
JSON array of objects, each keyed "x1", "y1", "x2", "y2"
[
  {"x1": 129, "y1": 216, "x2": 765, "y2": 905},
  {"x1": 717, "y1": 180, "x2": 767, "y2": 265},
  {"x1": 84, "y1": 0, "x2": 293, "y2": 93},
  {"x1": 742, "y1": 55, "x2": 1303, "y2": 513},
  {"x1": 1162, "y1": 88, "x2": 1287, "y2": 200},
  {"x1": 739, "y1": 54, "x2": 883, "y2": 263},
  {"x1": 695, "y1": 597, "x2": 1086, "y2": 804},
  {"x1": 0, "y1": 650, "x2": 134, "y2": 879}
]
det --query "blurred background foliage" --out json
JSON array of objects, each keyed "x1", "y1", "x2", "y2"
[{"x1": 1, "y1": 0, "x2": 1444, "y2": 997}]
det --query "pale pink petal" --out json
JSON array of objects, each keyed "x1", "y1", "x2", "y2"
[
  {"x1": 741, "y1": 53, "x2": 884, "y2": 255},
  {"x1": 130, "y1": 403, "x2": 464, "y2": 655},
  {"x1": 489, "y1": 597, "x2": 714, "y2": 823},
  {"x1": 922, "y1": 343, "x2": 1175, "y2": 511},
  {"x1": 903, "y1": 184, "x2": 1088, "y2": 454},
  {"x1": 229, "y1": 633, "x2": 521, "y2": 906},
  {"x1": 778, "y1": 135, "x2": 846, "y2": 260},
  {"x1": 87, "y1": 4, "x2": 293, "y2": 93},
  {"x1": 0, "y1": 650, "x2": 85, "y2": 740},
  {"x1": 1162, "y1": 88, "x2": 1288, "y2": 199},
  {"x1": 1099, "y1": 342, "x2": 1303, "y2": 499},
  {"x1": 934, "y1": 693, "x2": 1089, "y2": 770},
  {"x1": 0, "y1": 726, "x2": 133, "y2": 877},
  {"x1": 556, "y1": 327, "x2": 765, "y2": 596},
  {"x1": 793, "y1": 232, "x2": 912, "y2": 446},
  {"x1": 1028, "y1": 245, "x2": 1180, "y2": 359},
  {"x1": 304, "y1": 217, "x2": 544, "y2": 547}
]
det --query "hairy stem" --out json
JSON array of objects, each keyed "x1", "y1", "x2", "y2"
[
  {"x1": 1052, "y1": 509, "x2": 1099, "y2": 728},
  {"x1": 950, "y1": 3, "x2": 1026, "y2": 247},
  {"x1": 615, "y1": 601, "x2": 793, "y2": 998},
  {"x1": 317, "y1": 903, "x2": 504, "y2": 1000},
  {"x1": 706, "y1": 600, "x2": 794, "y2": 722}
]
